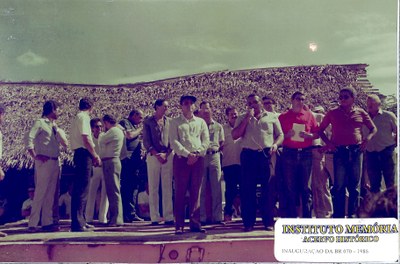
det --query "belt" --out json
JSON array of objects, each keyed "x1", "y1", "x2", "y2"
[
  {"x1": 283, "y1": 146, "x2": 313, "y2": 152},
  {"x1": 206, "y1": 150, "x2": 220, "y2": 155},
  {"x1": 336, "y1": 144, "x2": 360, "y2": 150},
  {"x1": 101, "y1": 157, "x2": 117, "y2": 161},
  {"x1": 242, "y1": 147, "x2": 270, "y2": 153}
]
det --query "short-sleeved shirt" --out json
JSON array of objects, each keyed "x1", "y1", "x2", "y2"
[
  {"x1": 235, "y1": 110, "x2": 283, "y2": 150},
  {"x1": 279, "y1": 108, "x2": 318, "y2": 148},
  {"x1": 207, "y1": 119, "x2": 224, "y2": 151},
  {"x1": 119, "y1": 118, "x2": 142, "y2": 152},
  {"x1": 222, "y1": 124, "x2": 241, "y2": 167},
  {"x1": 320, "y1": 106, "x2": 375, "y2": 146},
  {"x1": 363, "y1": 109, "x2": 397, "y2": 152},
  {"x1": 70, "y1": 111, "x2": 92, "y2": 150}
]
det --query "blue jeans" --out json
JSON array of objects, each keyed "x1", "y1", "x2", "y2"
[
  {"x1": 281, "y1": 147, "x2": 313, "y2": 218},
  {"x1": 333, "y1": 145, "x2": 363, "y2": 218},
  {"x1": 240, "y1": 148, "x2": 271, "y2": 228},
  {"x1": 366, "y1": 144, "x2": 396, "y2": 193}
]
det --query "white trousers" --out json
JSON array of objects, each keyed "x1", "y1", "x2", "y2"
[
  {"x1": 29, "y1": 159, "x2": 60, "y2": 227},
  {"x1": 146, "y1": 153, "x2": 174, "y2": 222},
  {"x1": 85, "y1": 167, "x2": 109, "y2": 223}
]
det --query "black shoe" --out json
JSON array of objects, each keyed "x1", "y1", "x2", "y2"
[
  {"x1": 131, "y1": 215, "x2": 144, "y2": 222},
  {"x1": 190, "y1": 227, "x2": 207, "y2": 233},
  {"x1": 71, "y1": 226, "x2": 94, "y2": 232},
  {"x1": 42, "y1": 224, "x2": 60, "y2": 232},
  {"x1": 164, "y1": 220, "x2": 175, "y2": 225},
  {"x1": 243, "y1": 226, "x2": 253, "y2": 232},
  {"x1": 151, "y1": 221, "x2": 159, "y2": 226}
]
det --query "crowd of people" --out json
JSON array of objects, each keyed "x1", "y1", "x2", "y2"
[{"x1": 0, "y1": 63, "x2": 397, "y2": 236}]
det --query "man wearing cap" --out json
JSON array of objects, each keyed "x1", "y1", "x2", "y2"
[
  {"x1": 26, "y1": 100, "x2": 68, "y2": 232},
  {"x1": 311, "y1": 105, "x2": 333, "y2": 218},
  {"x1": 278, "y1": 92, "x2": 319, "y2": 218},
  {"x1": 143, "y1": 99, "x2": 174, "y2": 225},
  {"x1": 169, "y1": 95, "x2": 209, "y2": 234},
  {"x1": 199, "y1": 101, "x2": 224, "y2": 224},
  {"x1": 363, "y1": 94, "x2": 397, "y2": 193},
  {"x1": 232, "y1": 94, "x2": 283, "y2": 231},
  {"x1": 319, "y1": 87, "x2": 377, "y2": 218}
]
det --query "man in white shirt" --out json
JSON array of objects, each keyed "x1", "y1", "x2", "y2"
[
  {"x1": 169, "y1": 95, "x2": 210, "y2": 234},
  {"x1": 99, "y1": 114, "x2": 125, "y2": 226},
  {"x1": 199, "y1": 101, "x2": 224, "y2": 224},
  {"x1": 70, "y1": 98, "x2": 101, "y2": 232},
  {"x1": 85, "y1": 118, "x2": 109, "y2": 224},
  {"x1": 25, "y1": 100, "x2": 68, "y2": 232}
]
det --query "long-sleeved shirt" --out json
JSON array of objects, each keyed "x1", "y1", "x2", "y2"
[
  {"x1": 25, "y1": 117, "x2": 66, "y2": 158},
  {"x1": 143, "y1": 115, "x2": 170, "y2": 153},
  {"x1": 99, "y1": 126, "x2": 124, "y2": 158},
  {"x1": 169, "y1": 114, "x2": 210, "y2": 157}
]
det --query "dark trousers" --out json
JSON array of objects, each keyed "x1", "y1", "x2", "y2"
[
  {"x1": 71, "y1": 148, "x2": 92, "y2": 229},
  {"x1": 173, "y1": 155, "x2": 204, "y2": 230},
  {"x1": 222, "y1": 164, "x2": 241, "y2": 216},
  {"x1": 280, "y1": 147, "x2": 313, "y2": 218},
  {"x1": 333, "y1": 145, "x2": 362, "y2": 218},
  {"x1": 120, "y1": 155, "x2": 140, "y2": 221},
  {"x1": 240, "y1": 148, "x2": 271, "y2": 228},
  {"x1": 366, "y1": 145, "x2": 396, "y2": 193}
]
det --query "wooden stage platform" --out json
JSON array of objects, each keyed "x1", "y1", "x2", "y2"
[{"x1": 0, "y1": 219, "x2": 277, "y2": 262}]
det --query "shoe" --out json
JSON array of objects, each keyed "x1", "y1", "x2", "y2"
[
  {"x1": 265, "y1": 226, "x2": 274, "y2": 231},
  {"x1": 42, "y1": 224, "x2": 60, "y2": 232},
  {"x1": 131, "y1": 215, "x2": 144, "y2": 222},
  {"x1": 224, "y1": 215, "x2": 232, "y2": 222},
  {"x1": 175, "y1": 228, "x2": 184, "y2": 235},
  {"x1": 85, "y1": 223, "x2": 95, "y2": 229},
  {"x1": 213, "y1": 221, "x2": 226, "y2": 226},
  {"x1": 71, "y1": 226, "x2": 94, "y2": 232},
  {"x1": 164, "y1": 220, "x2": 175, "y2": 226},
  {"x1": 151, "y1": 221, "x2": 159, "y2": 226},
  {"x1": 190, "y1": 227, "x2": 207, "y2": 233},
  {"x1": 0, "y1": 232, "x2": 6, "y2": 237},
  {"x1": 243, "y1": 226, "x2": 253, "y2": 232}
]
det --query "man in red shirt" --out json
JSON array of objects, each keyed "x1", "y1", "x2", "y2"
[
  {"x1": 278, "y1": 91, "x2": 319, "y2": 218},
  {"x1": 319, "y1": 87, "x2": 377, "y2": 218}
]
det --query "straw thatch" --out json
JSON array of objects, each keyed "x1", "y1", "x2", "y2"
[{"x1": 0, "y1": 63, "x2": 373, "y2": 170}]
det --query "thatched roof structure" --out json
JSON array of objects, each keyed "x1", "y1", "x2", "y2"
[{"x1": 0, "y1": 63, "x2": 374, "y2": 170}]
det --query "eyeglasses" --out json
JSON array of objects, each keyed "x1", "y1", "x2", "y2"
[
  {"x1": 294, "y1": 97, "x2": 305, "y2": 101},
  {"x1": 94, "y1": 125, "x2": 103, "y2": 128},
  {"x1": 339, "y1": 95, "x2": 350, "y2": 100}
]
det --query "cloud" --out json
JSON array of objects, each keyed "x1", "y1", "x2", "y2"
[{"x1": 17, "y1": 51, "x2": 48, "y2": 66}]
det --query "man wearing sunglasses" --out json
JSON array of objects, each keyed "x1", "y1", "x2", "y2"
[{"x1": 319, "y1": 87, "x2": 377, "y2": 218}]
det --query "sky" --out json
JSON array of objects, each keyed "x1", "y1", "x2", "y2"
[{"x1": 0, "y1": 0, "x2": 398, "y2": 95}]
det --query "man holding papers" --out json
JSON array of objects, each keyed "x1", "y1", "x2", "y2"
[{"x1": 278, "y1": 91, "x2": 319, "y2": 218}]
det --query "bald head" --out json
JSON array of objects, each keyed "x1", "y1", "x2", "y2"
[{"x1": 367, "y1": 94, "x2": 381, "y2": 115}]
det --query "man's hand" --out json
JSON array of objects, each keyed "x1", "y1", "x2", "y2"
[
  {"x1": 285, "y1": 129, "x2": 295, "y2": 138},
  {"x1": 0, "y1": 168, "x2": 4, "y2": 181},
  {"x1": 269, "y1": 144, "x2": 278, "y2": 155},
  {"x1": 156, "y1": 153, "x2": 168, "y2": 164},
  {"x1": 93, "y1": 154, "x2": 102, "y2": 167},
  {"x1": 187, "y1": 153, "x2": 199, "y2": 166},
  {"x1": 299, "y1": 131, "x2": 314, "y2": 139}
]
